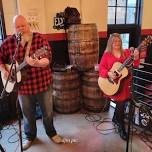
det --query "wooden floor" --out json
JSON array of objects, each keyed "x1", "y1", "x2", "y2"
[{"x1": 0, "y1": 106, "x2": 152, "y2": 152}]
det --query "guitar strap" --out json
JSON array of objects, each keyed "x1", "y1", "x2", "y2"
[
  {"x1": 24, "y1": 33, "x2": 33, "y2": 59},
  {"x1": 19, "y1": 33, "x2": 33, "y2": 82}
]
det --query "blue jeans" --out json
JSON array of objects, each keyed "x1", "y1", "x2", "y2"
[{"x1": 18, "y1": 86, "x2": 57, "y2": 140}]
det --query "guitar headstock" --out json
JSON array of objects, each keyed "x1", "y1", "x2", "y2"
[
  {"x1": 32, "y1": 46, "x2": 49, "y2": 59},
  {"x1": 140, "y1": 35, "x2": 152, "y2": 49}
]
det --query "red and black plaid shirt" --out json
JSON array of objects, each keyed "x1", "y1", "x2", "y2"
[{"x1": 0, "y1": 32, "x2": 52, "y2": 94}]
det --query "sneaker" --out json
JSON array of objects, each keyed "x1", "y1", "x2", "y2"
[{"x1": 22, "y1": 139, "x2": 33, "y2": 151}]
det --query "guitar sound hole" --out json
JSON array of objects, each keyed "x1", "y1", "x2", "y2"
[
  {"x1": 114, "y1": 71, "x2": 119, "y2": 77},
  {"x1": 9, "y1": 70, "x2": 16, "y2": 82}
]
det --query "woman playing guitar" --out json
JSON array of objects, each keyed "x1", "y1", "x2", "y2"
[{"x1": 98, "y1": 33, "x2": 140, "y2": 140}]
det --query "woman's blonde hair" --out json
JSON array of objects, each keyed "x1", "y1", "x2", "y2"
[{"x1": 105, "y1": 33, "x2": 123, "y2": 54}]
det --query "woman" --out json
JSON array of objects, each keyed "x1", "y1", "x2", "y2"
[{"x1": 99, "y1": 33, "x2": 139, "y2": 140}]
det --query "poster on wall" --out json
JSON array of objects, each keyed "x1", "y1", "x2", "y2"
[{"x1": 26, "y1": 8, "x2": 39, "y2": 32}]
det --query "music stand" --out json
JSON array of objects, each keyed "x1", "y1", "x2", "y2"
[
  {"x1": 126, "y1": 55, "x2": 135, "y2": 152},
  {"x1": 0, "y1": 33, "x2": 23, "y2": 152}
]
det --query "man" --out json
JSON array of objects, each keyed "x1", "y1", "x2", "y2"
[{"x1": 0, "y1": 15, "x2": 65, "y2": 150}]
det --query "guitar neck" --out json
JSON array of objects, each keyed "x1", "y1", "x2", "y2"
[
  {"x1": 16, "y1": 60, "x2": 27, "y2": 72},
  {"x1": 15, "y1": 46, "x2": 47, "y2": 73},
  {"x1": 118, "y1": 56, "x2": 133, "y2": 72},
  {"x1": 119, "y1": 35, "x2": 152, "y2": 72}
]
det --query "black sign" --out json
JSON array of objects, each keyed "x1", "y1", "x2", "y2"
[{"x1": 53, "y1": 12, "x2": 65, "y2": 30}]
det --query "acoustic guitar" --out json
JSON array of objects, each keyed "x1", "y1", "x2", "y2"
[
  {"x1": 98, "y1": 35, "x2": 152, "y2": 96},
  {"x1": 1, "y1": 46, "x2": 48, "y2": 93}
]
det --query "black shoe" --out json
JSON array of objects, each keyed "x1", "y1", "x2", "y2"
[
  {"x1": 118, "y1": 127, "x2": 127, "y2": 141},
  {"x1": 112, "y1": 115, "x2": 118, "y2": 125}
]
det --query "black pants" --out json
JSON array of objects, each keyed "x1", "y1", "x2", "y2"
[{"x1": 113, "y1": 101, "x2": 126, "y2": 129}]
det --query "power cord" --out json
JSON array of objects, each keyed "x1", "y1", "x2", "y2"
[
  {"x1": 84, "y1": 112, "x2": 116, "y2": 135},
  {"x1": 0, "y1": 121, "x2": 26, "y2": 152},
  {"x1": 84, "y1": 112, "x2": 152, "y2": 150}
]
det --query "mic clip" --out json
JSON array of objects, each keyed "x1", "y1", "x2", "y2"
[{"x1": 16, "y1": 32, "x2": 23, "y2": 42}]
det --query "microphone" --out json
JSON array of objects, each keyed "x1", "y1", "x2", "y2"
[{"x1": 16, "y1": 32, "x2": 23, "y2": 42}]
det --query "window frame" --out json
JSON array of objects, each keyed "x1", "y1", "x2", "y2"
[
  {"x1": 108, "y1": 0, "x2": 141, "y2": 25},
  {"x1": 0, "y1": 0, "x2": 6, "y2": 42}
]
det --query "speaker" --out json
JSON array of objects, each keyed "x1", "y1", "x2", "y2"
[{"x1": 139, "y1": 103, "x2": 152, "y2": 130}]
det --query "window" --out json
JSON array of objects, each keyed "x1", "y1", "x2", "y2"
[
  {"x1": 107, "y1": 0, "x2": 143, "y2": 56},
  {"x1": 0, "y1": 0, "x2": 6, "y2": 44},
  {"x1": 121, "y1": 33, "x2": 129, "y2": 48},
  {"x1": 108, "y1": 0, "x2": 139, "y2": 24},
  {"x1": 0, "y1": 14, "x2": 4, "y2": 45}
]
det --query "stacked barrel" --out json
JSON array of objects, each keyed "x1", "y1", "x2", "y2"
[
  {"x1": 68, "y1": 24, "x2": 99, "y2": 71},
  {"x1": 53, "y1": 23, "x2": 106, "y2": 113},
  {"x1": 53, "y1": 70, "x2": 80, "y2": 113}
]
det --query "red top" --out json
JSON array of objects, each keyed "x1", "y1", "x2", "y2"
[
  {"x1": 99, "y1": 49, "x2": 140, "y2": 102},
  {"x1": 0, "y1": 32, "x2": 52, "y2": 95}
]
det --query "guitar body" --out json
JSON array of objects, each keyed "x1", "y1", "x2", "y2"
[
  {"x1": 98, "y1": 62, "x2": 128, "y2": 96},
  {"x1": 1, "y1": 46, "x2": 48, "y2": 93},
  {"x1": 1, "y1": 62, "x2": 21, "y2": 93}
]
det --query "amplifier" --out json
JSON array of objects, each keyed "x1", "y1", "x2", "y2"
[
  {"x1": 139, "y1": 103, "x2": 152, "y2": 130},
  {"x1": 133, "y1": 102, "x2": 152, "y2": 131}
]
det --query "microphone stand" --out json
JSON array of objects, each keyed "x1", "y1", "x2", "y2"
[
  {"x1": 14, "y1": 35, "x2": 23, "y2": 152},
  {"x1": 0, "y1": 33, "x2": 23, "y2": 152},
  {"x1": 126, "y1": 55, "x2": 135, "y2": 152},
  {"x1": 0, "y1": 144, "x2": 5, "y2": 152}
]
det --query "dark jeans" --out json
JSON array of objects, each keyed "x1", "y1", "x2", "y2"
[
  {"x1": 113, "y1": 101, "x2": 126, "y2": 129},
  {"x1": 18, "y1": 86, "x2": 57, "y2": 140}
]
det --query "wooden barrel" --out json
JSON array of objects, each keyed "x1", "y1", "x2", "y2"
[
  {"x1": 53, "y1": 70, "x2": 81, "y2": 113},
  {"x1": 68, "y1": 24, "x2": 99, "y2": 71},
  {"x1": 81, "y1": 69, "x2": 106, "y2": 112}
]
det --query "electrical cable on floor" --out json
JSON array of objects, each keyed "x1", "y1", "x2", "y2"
[
  {"x1": 138, "y1": 130, "x2": 152, "y2": 150},
  {"x1": 14, "y1": 140, "x2": 19, "y2": 152},
  {"x1": 131, "y1": 126, "x2": 152, "y2": 150},
  {"x1": 95, "y1": 117, "x2": 116, "y2": 135},
  {"x1": 8, "y1": 124, "x2": 21, "y2": 143},
  {"x1": 8, "y1": 122, "x2": 26, "y2": 152},
  {"x1": 0, "y1": 121, "x2": 26, "y2": 152},
  {"x1": 84, "y1": 112, "x2": 116, "y2": 135},
  {"x1": 84, "y1": 112, "x2": 152, "y2": 151}
]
